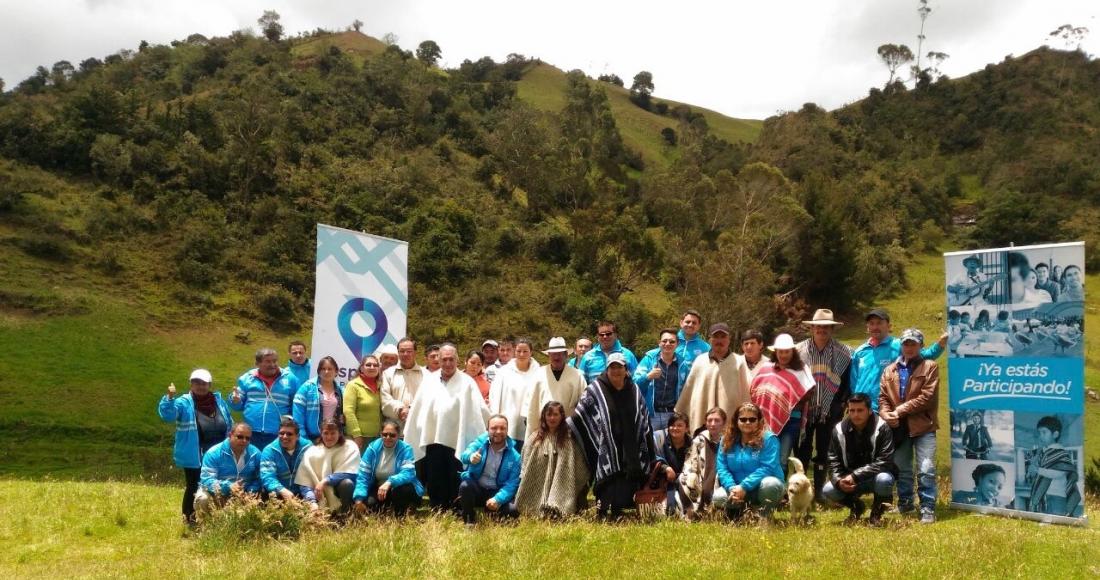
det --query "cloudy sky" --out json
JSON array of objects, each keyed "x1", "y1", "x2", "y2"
[{"x1": 1, "y1": 0, "x2": 1096, "y2": 119}]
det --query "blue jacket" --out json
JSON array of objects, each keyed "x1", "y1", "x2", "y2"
[
  {"x1": 632, "y1": 348, "x2": 683, "y2": 414},
  {"x1": 851, "y1": 337, "x2": 943, "y2": 412},
  {"x1": 200, "y1": 438, "x2": 262, "y2": 495},
  {"x1": 157, "y1": 392, "x2": 234, "y2": 469},
  {"x1": 259, "y1": 437, "x2": 312, "y2": 494},
  {"x1": 231, "y1": 369, "x2": 301, "y2": 435},
  {"x1": 715, "y1": 431, "x2": 783, "y2": 493},
  {"x1": 459, "y1": 433, "x2": 522, "y2": 504},
  {"x1": 353, "y1": 438, "x2": 425, "y2": 501},
  {"x1": 292, "y1": 379, "x2": 345, "y2": 440},
  {"x1": 284, "y1": 359, "x2": 311, "y2": 386},
  {"x1": 675, "y1": 330, "x2": 710, "y2": 385},
  {"x1": 577, "y1": 340, "x2": 639, "y2": 383}
]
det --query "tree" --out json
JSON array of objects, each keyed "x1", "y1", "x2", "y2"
[
  {"x1": 50, "y1": 60, "x2": 74, "y2": 85},
  {"x1": 416, "y1": 40, "x2": 442, "y2": 66},
  {"x1": 915, "y1": 0, "x2": 931, "y2": 69},
  {"x1": 629, "y1": 70, "x2": 654, "y2": 110},
  {"x1": 257, "y1": 10, "x2": 283, "y2": 42},
  {"x1": 597, "y1": 73, "x2": 623, "y2": 87},
  {"x1": 660, "y1": 127, "x2": 677, "y2": 146},
  {"x1": 1048, "y1": 24, "x2": 1090, "y2": 51},
  {"x1": 351, "y1": 19, "x2": 363, "y2": 32},
  {"x1": 382, "y1": 32, "x2": 399, "y2": 46},
  {"x1": 877, "y1": 44, "x2": 913, "y2": 85}
]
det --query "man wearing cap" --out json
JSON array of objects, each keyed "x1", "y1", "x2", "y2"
[
  {"x1": 796, "y1": 308, "x2": 853, "y2": 503},
  {"x1": 850, "y1": 308, "x2": 945, "y2": 413},
  {"x1": 675, "y1": 310, "x2": 710, "y2": 385},
  {"x1": 568, "y1": 337, "x2": 592, "y2": 369},
  {"x1": 674, "y1": 323, "x2": 753, "y2": 433},
  {"x1": 482, "y1": 340, "x2": 501, "y2": 383},
  {"x1": 634, "y1": 328, "x2": 684, "y2": 428},
  {"x1": 378, "y1": 344, "x2": 400, "y2": 373},
  {"x1": 526, "y1": 337, "x2": 587, "y2": 432},
  {"x1": 232, "y1": 347, "x2": 301, "y2": 450},
  {"x1": 382, "y1": 337, "x2": 427, "y2": 426},
  {"x1": 948, "y1": 254, "x2": 993, "y2": 306},
  {"x1": 569, "y1": 351, "x2": 662, "y2": 520},
  {"x1": 879, "y1": 327, "x2": 940, "y2": 523},
  {"x1": 577, "y1": 321, "x2": 639, "y2": 383}
]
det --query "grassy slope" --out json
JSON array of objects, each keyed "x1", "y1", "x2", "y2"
[
  {"x1": 516, "y1": 63, "x2": 762, "y2": 168},
  {"x1": 1, "y1": 481, "x2": 1096, "y2": 578},
  {"x1": 290, "y1": 30, "x2": 387, "y2": 63}
]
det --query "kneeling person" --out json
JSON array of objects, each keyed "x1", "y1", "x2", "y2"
[
  {"x1": 196, "y1": 423, "x2": 262, "y2": 515},
  {"x1": 715, "y1": 403, "x2": 784, "y2": 522},
  {"x1": 823, "y1": 393, "x2": 898, "y2": 525},
  {"x1": 260, "y1": 416, "x2": 313, "y2": 501},
  {"x1": 458, "y1": 414, "x2": 521, "y2": 527},
  {"x1": 354, "y1": 419, "x2": 425, "y2": 517}
]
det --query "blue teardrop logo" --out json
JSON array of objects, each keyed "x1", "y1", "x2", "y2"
[{"x1": 337, "y1": 298, "x2": 388, "y2": 362}]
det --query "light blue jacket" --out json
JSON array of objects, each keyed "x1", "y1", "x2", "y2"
[
  {"x1": 851, "y1": 337, "x2": 943, "y2": 411},
  {"x1": 675, "y1": 330, "x2": 710, "y2": 385},
  {"x1": 231, "y1": 369, "x2": 301, "y2": 435},
  {"x1": 460, "y1": 433, "x2": 522, "y2": 505},
  {"x1": 259, "y1": 437, "x2": 312, "y2": 494},
  {"x1": 577, "y1": 340, "x2": 639, "y2": 382},
  {"x1": 200, "y1": 438, "x2": 262, "y2": 495},
  {"x1": 292, "y1": 379, "x2": 345, "y2": 440},
  {"x1": 632, "y1": 348, "x2": 683, "y2": 415},
  {"x1": 353, "y1": 438, "x2": 425, "y2": 500},
  {"x1": 715, "y1": 430, "x2": 783, "y2": 493},
  {"x1": 157, "y1": 392, "x2": 233, "y2": 469},
  {"x1": 284, "y1": 359, "x2": 311, "y2": 386}
]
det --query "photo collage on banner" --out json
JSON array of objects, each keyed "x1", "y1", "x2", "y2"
[
  {"x1": 310, "y1": 224, "x2": 408, "y2": 382},
  {"x1": 945, "y1": 243, "x2": 1086, "y2": 524}
]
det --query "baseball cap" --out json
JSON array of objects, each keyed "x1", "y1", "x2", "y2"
[
  {"x1": 864, "y1": 308, "x2": 891, "y2": 323},
  {"x1": 900, "y1": 328, "x2": 925, "y2": 345},
  {"x1": 189, "y1": 369, "x2": 213, "y2": 383},
  {"x1": 708, "y1": 322, "x2": 731, "y2": 336},
  {"x1": 606, "y1": 352, "x2": 627, "y2": 367}
]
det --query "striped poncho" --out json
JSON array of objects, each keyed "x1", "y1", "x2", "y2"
[
  {"x1": 568, "y1": 373, "x2": 659, "y2": 488},
  {"x1": 796, "y1": 338, "x2": 852, "y2": 424},
  {"x1": 749, "y1": 363, "x2": 815, "y2": 435}
]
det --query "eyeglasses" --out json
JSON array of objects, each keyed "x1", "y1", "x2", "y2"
[
  {"x1": 597, "y1": 332, "x2": 615, "y2": 337},
  {"x1": 277, "y1": 431, "x2": 295, "y2": 437},
  {"x1": 233, "y1": 434, "x2": 252, "y2": 440},
  {"x1": 380, "y1": 433, "x2": 398, "y2": 439},
  {"x1": 737, "y1": 417, "x2": 759, "y2": 424}
]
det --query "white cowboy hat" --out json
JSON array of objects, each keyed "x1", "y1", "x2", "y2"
[
  {"x1": 542, "y1": 336, "x2": 571, "y2": 355},
  {"x1": 803, "y1": 309, "x2": 844, "y2": 326},
  {"x1": 768, "y1": 334, "x2": 797, "y2": 351}
]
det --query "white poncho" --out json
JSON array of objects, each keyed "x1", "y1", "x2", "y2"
[
  {"x1": 294, "y1": 439, "x2": 361, "y2": 510},
  {"x1": 489, "y1": 360, "x2": 543, "y2": 441},
  {"x1": 404, "y1": 370, "x2": 491, "y2": 461}
]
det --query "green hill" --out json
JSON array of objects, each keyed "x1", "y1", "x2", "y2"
[{"x1": 516, "y1": 63, "x2": 761, "y2": 168}]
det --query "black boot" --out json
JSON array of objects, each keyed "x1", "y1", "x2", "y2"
[
  {"x1": 843, "y1": 497, "x2": 865, "y2": 524},
  {"x1": 868, "y1": 496, "x2": 889, "y2": 527},
  {"x1": 812, "y1": 466, "x2": 828, "y2": 506}
]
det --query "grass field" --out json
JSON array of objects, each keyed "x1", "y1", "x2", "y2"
[{"x1": 0, "y1": 244, "x2": 1097, "y2": 576}]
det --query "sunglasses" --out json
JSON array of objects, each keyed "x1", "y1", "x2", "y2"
[
  {"x1": 277, "y1": 431, "x2": 296, "y2": 437},
  {"x1": 233, "y1": 434, "x2": 252, "y2": 440},
  {"x1": 380, "y1": 433, "x2": 398, "y2": 439},
  {"x1": 597, "y1": 332, "x2": 615, "y2": 337},
  {"x1": 737, "y1": 417, "x2": 759, "y2": 424}
]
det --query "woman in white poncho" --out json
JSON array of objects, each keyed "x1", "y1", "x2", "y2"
[
  {"x1": 404, "y1": 344, "x2": 491, "y2": 509},
  {"x1": 489, "y1": 338, "x2": 542, "y2": 453},
  {"x1": 294, "y1": 419, "x2": 360, "y2": 518}
]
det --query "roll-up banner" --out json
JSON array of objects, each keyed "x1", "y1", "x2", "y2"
[
  {"x1": 310, "y1": 224, "x2": 408, "y2": 382},
  {"x1": 945, "y1": 242, "x2": 1086, "y2": 526}
]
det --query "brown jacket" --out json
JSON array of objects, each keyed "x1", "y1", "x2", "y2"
[{"x1": 879, "y1": 358, "x2": 939, "y2": 438}]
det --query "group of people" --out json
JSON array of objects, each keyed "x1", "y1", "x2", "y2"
[
  {"x1": 159, "y1": 307, "x2": 951, "y2": 527},
  {"x1": 947, "y1": 252, "x2": 1085, "y2": 307}
]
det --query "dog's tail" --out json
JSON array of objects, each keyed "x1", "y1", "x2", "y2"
[{"x1": 788, "y1": 456, "x2": 805, "y2": 475}]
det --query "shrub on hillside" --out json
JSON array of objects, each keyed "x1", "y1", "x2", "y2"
[
  {"x1": 13, "y1": 234, "x2": 71, "y2": 262},
  {"x1": 197, "y1": 492, "x2": 332, "y2": 544}
]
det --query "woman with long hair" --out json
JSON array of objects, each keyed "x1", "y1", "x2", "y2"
[
  {"x1": 345, "y1": 354, "x2": 383, "y2": 452},
  {"x1": 489, "y1": 338, "x2": 542, "y2": 453},
  {"x1": 465, "y1": 350, "x2": 491, "y2": 405},
  {"x1": 293, "y1": 355, "x2": 345, "y2": 442},
  {"x1": 715, "y1": 402, "x2": 784, "y2": 522},
  {"x1": 294, "y1": 419, "x2": 361, "y2": 519},
  {"x1": 749, "y1": 334, "x2": 814, "y2": 474},
  {"x1": 514, "y1": 401, "x2": 590, "y2": 517}
]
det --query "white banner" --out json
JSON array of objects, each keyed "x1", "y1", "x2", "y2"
[{"x1": 309, "y1": 224, "x2": 408, "y2": 382}]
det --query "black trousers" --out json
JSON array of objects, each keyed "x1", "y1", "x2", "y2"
[
  {"x1": 594, "y1": 473, "x2": 638, "y2": 518},
  {"x1": 416, "y1": 444, "x2": 461, "y2": 510},
  {"x1": 797, "y1": 420, "x2": 837, "y2": 495},
  {"x1": 182, "y1": 468, "x2": 201, "y2": 522},
  {"x1": 365, "y1": 483, "x2": 422, "y2": 516},
  {"x1": 458, "y1": 479, "x2": 518, "y2": 524},
  {"x1": 333, "y1": 479, "x2": 355, "y2": 515}
]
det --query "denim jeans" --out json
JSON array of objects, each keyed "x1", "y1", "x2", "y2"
[
  {"x1": 778, "y1": 417, "x2": 801, "y2": 476},
  {"x1": 822, "y1": 472, "x2": 895, "y2": 503},
  {"x1": 894, "y1": 431, "x2": 937, "y2": 512},
  {"x1": 726, "y1": 476, "x2": 784, "y2": 518}
]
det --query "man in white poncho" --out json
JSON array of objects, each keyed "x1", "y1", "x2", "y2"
[
  {"x1": 525, "y1": 337, "x2": 585, "y2": 438},
  {"x1": 404, "y1": 343, "x2": 491, "y2": 509}
]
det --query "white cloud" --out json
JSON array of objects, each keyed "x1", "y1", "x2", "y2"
[{"x1": 1, "y1": 0, "x2": 1096, "y2": 119}]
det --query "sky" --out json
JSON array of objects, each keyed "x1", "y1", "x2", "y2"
[{"x1": 0, "y1": 0, "x2": 1096, "y2": 119}]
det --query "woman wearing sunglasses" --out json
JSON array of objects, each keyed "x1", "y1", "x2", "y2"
[
  {"x1": 353, "y1": 419, "x2": 425, "y2": 517},
  {"x1": 715, "y1": 402, "x2": 784, "y2": 523}
]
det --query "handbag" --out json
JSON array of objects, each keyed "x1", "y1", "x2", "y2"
[{"x1": 633, "y1": 463, "x2": 667, "y2": 506}]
